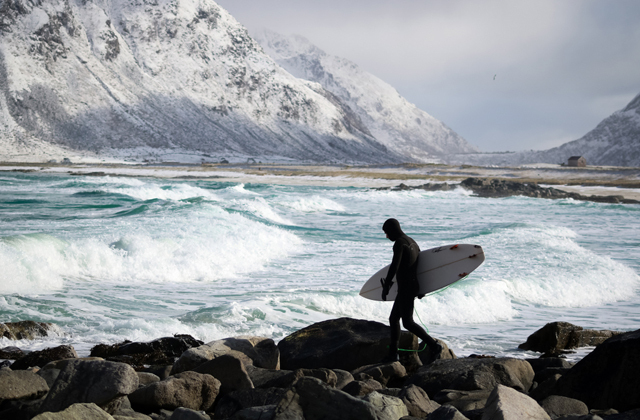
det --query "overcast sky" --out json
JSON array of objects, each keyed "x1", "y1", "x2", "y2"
[{"x1": 215, "y1": 0, "x2": 640, "y2": 152}]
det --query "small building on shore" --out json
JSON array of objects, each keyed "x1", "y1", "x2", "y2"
[{"x1": 568, "y1": 156, "x2": 587, "y2": 167}]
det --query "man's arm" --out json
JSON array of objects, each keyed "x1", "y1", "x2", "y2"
[{"x1": 382, "y1": 241, "x2": 403, "y2": 300}]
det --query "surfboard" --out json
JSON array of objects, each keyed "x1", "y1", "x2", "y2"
[{"x1": 359, "y1": 244, "x2": 485, "y2": 301}]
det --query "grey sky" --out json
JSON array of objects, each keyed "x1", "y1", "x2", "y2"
[{"x1": 216, "y1": 0, "x2": 640, "y2": 152}]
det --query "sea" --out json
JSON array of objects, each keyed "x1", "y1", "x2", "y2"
[{"x1": 1, "y1": 171, "x2": 639, "y2": 362}]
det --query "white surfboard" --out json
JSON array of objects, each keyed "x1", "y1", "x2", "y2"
[{"x1": 359, "y1": 244, "x2": 485, "y2": 301}]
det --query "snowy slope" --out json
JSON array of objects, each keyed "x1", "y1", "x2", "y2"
[
  {"x1": 0, "y1": 0, "x2": 400, "y2": 163},
  {"x1": 254, "y1": 30, "x2": 478, "y2": 162},
  {"x1": 446, "y1": 92, "x2": 640, "y2": 168}
]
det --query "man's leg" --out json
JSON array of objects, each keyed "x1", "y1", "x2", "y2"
[{"x1": 400, "y1": 296, "x2": 441, "y2": 352}]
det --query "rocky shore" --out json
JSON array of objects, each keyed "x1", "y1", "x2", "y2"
[
  {"x1": 379, "y1": 178, "x2": 640, "y2": 204},
  {"x1": 1, "y1": 318, "x2": 639, "y2": 420}
]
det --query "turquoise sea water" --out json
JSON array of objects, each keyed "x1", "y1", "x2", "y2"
[{"x1": 1, "y1": 172, "x2": 639, "y2": 360}]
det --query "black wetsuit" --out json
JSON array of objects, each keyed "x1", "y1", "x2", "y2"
[{"x1": 382, "y1": 218, "x2": 438, "y2": 358}]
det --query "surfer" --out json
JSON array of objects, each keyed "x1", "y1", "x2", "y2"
[{"x1": 381, "y1": 218, "x2": 442, "y2": 362}]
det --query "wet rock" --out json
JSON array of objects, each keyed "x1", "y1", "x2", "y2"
[
  {"x1": 0, "y1": 345, "x2": 25, "y2": 360},
  {"x1": 0, "y1": 369, "x2": 49, "y2": 400},
  {"x1": 0, "y1": 321, "x2": 55, "y2": 340},
  {"x1": 406, "y1": 357, "x2": 535, "y2": 397},
  {"x1": 540, "y1": 395, "x2": 589, "y2": 419},
  {"x1": 419, "y1": 339, "x2": 457, "y2": 366},
  {"x1": 277, "y1": 317, "x2": 419, "y2": 371},
  {"x1": 519, "y1": 322, "x2": 621, "y2": 355},
  {"x1": 39, "y1": 359, "x2": 139, "y2": 414},
  {"x1": 552, "y1": 329, "x2": 640, "y2": 412},
  {"x1": 192, "y1": 354, "x2": 254, "y2": 395},
  {"x1": 90, "y1": 335, "x2": 203, "y2": 369},
  {"x1": 214, "y1": 387, "x2": 286, "y2": 419},
  {"x1": 399, "y1": 384, "x2": 440, "y2": 417},
  {"x1": 129, "y1": 371, "x2": 220, "y2": 413},
  {"x1": 351, "y1": 361, "x2": 407, "y2": 387},
  {"x1": 172, "y1": 336, "x2": 278, "y2": 374},
  {"x1": 11, "y1": 345, "x2": 78, "y2": 370},
  {"x1": 33, "y1": 402, "x2": 113, "y2": 419},
  {"x1": 483, "y1": 384, "x2": 551, "y2": 420}
]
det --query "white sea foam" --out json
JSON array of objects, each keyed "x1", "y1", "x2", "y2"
[{"x1": 278, "y1": 195, "x2": 345, "y2": 212}]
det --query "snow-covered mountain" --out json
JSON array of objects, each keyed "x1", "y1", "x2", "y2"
[
  {"x1": 447, "y1": 92, "x2": 640, "y2": 168},
  {"x1": 0, "y1": 0, "x2": 406, "y2": 163},
  {"x1": 0, "y1": 0, "x2": 477, "y2": 164},
  {"x1": 254, "y1": 30, "x2": 478, "y2": 162}
]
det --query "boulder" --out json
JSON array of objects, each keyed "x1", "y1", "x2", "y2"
[
  {"x1": 39, "y1": 360, "x2": 139, "y2": 414},
  {"x1": 425, "y1": 405, "x2": 470, "y2": 420},
  {"x1": 0, "y1": 321, "x2": 56, "y2": 340},
  {"x1": 529, "y1": 374, "x2": 562, "y2": 402},
  {"x1": 136, "y1": 372, "x2": 160, "y2": 387},
  {"x1": 540, "y1": 395, "x2": 589, "y2": 419},
  {"x1": 399, "y1": 384, "x2": 440, "y2": 417},
  {"x1": 33, "y1": 403, "x2": 113, "y2": 419},
  {"x1": 0, "y1": 369, "x2": 49, "y2": 400},
  {"x1": 406, "y1": 357, "x2": 535, "y2": 397},
  {"x1": 172, "y1": 336, "x2": 278, "y2": 374},
  {"x1": 192, "y1": 354, "x2": 254, "y2": 395},
  {"x1": 169, "y1": 407, "x2": 211, "y2": 420},
  {"x1": 604, "y1": 409, "x2": 640, "y2": 420},
  {"x1": 0, "y1": 346, "x2": 25, "y2": 360},
  {"x1": 342, "y1": 378, "x2": 383, "y2": 397},
  {"x1": 10, "y1": 345, "x2": 78, "y2": 370},
  {"x1": 519, "y1": 322, "x2": 621, "y2": 355},
  {"x1": 419, "y1": 339, "x2": 457, "y2": 366},
  {"x1": 273, "y1": 376, "x2": 401, "y2": 420},
  {"x1": 277, "y1": 317, "x2": 419, "y2": 371},
  {"x1": 482, "y1": 384, "x2": 550, "y2": 420},
  {"x1": 434, "y1": 389, "x2": 491, "y2": 412},
  {"x1": 245, "y1": 365, "x2": 294, "y2": 388},
  {"x1": 230, "y1": 405, "x2": 277, "y2": 420},
  {"x1": 363, "y1": 391, "x2": 409, "y2": 419},
  {"x1": 90, "y1": 335, "x2": 203, "y2": 369},
  {"x1": 552, "y1": 329, "x2": 640, "y2": 411},
  {"x1": 214, "y1": 388, "x2": 287, "y2": 419},
  {"x1": 141, "y1": 365, "x2": 173, "y2": 380},
  {"x1": 352, "y1": 361, "x2": 407, "y2": 387},
  {"x1": 128, "y1": 371, "x2": 220, "y2": 413},
  {"x1": 525, "y1": 358, "x2": 574, "y2": 374},
  {"x1": 334, "y1": 369, "x2": 355, "y2": 389}
]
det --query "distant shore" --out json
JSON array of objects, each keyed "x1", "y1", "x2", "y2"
[{"x1": 2, "y1": 161, "x2": 640, "y2": 200}]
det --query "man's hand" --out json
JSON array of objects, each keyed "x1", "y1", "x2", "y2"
[{"x1": 381, "y1": 278, "x2": 390, "y2": 301}]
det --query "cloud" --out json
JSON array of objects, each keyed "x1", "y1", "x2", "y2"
[{"x1": 217, "y1": 0, "x2": 640, "y2": 152}]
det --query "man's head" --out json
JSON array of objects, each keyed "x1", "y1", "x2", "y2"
[{"x1": 382, "y1": 218, "x2": 404, "y2": 241}]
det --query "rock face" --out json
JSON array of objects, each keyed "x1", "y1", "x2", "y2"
[
  {"x1": 519, "y1": 322, "x2": 622, "y2": 355},
  {"x1": 90, "y1": 335, "x2": 203, "y2": 368},
  {"x1": 406, "y1": 358, "x2": 535, "y2": 398},
  {"x1": 10, "y1": 345, "x2": 78, "y2": 370},
  {"x1": 0, "y1": 321, "x2": 55, "y2": 340},
  {"x1": 0, "y1": 369, "x2": 49, "y2": 401},
  {"x1": 33, "y1": 402, "x2": 114, "y2": 420},
  {"x1": 39, "y1": 359, "x2": 139, "y2": 414},
  {"x1": 255, "y1": 30, "x2": 477, "y2": 162},
  {"x1": 0, "y1": 0, "x2": 450, "y2": 164},
  {"x1": 482, "y1": 384, "x2": 551, "y2": 420},
  {"x1": 277, "y1": 317, "x2": 419, "y2": 371},
  {"x1": 552, "y1": 329, "x2": 640, "y2": 411}
]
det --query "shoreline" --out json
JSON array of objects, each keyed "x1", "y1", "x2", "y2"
[{"x1": 2, "y1": 161, "x2": 640, "y2": 200}]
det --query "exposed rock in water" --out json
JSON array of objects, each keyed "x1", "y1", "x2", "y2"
[
  {"x1": 519, "y1": 322, "x2": 622, "y2": 356},
  {"x1": 0, "y1": 321, "x2": 56, "y2": 340},
  {"x1": 10, "y1": 345, "x2": 78, "y2": 370}
]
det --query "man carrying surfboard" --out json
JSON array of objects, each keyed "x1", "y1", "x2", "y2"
[{"x1": 381, "y1": 218, "x2": 442, "y2": 362}]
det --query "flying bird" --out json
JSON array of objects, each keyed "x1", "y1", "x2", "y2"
[{"x1": 493, "y1": 74, "x2": 496, "y2": 81}]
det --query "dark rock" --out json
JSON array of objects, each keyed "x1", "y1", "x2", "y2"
[
  {"x1": 534, "y1": 367, "x2": 572, "y2": 384},
  {"x1": 483, "y1": 384, "x2": 551, "y2": 420},
  {"x1": 334, "y1": 369, "x2": 355, "y2": 389},
  {"x1": 192, "y1": 354, "x2": 253, "y2": 395},
  {"x1": 0, "y1": 369, "x2": 49, "y2": 400},
  {"x1": 137, "y1": 372, "x2": 161, "y2": 387},
  {"x1": 540, "y1": 395, "x2": 589, "y2": 419},
  {"x1": 530, "y1": 374, "x2": 563, "y2": 402},
  {"x1": 142, "y1": 365, "x2": 173, "y2": 380},
  {"x1": 0, "y1": 346, "x2": 25, "y2": 359},
  {"x1": 605, "y1": 409, "x2": 640, "y2": 420},
  {"x1": 129, "y1": 371, "x2": 220, "y2": 413},
  {"x1": 39, "y1": 359, "x2": 139, "y2": 414},
  {"x1": 0, "y1": 321, "x2": 55, "y2": 340},
  {"x1": 342, "y1": 378, "x2": 383, "y2": 397},
  {"x1": 399, "y1": 384, "x2": 440, "y2": 417},
  {"x1": 10, "y1": 345, "x2": 78, "y2": 370},
  {"x1": 552, "y1": 329, "x2": 640, "y2": 412},
  {"x1": 90, "y1": 335, "x2": 203, "y2": 369},
  {"x1": 434, "y1": 389, "x2": 491, "y2": 412},
  {"x1": 38, "y1": 368, "x2": 61, "y2": 388},
  {"x1": 33, "y1": 402, "x2": 113, "y2": 419},
  {"x1": 245, "y1": 365, "x2": 294, "y2": 388},
  {"x1": 169, "y1": 407, "x2": 211, "y2": 420},
  {"x1": 351, "y1": 361, "x2": 407, "y2": 387},
  {"x1": 526, "y1": 358, "x2": 574, "y2": 373},
  {"x1": 277, "y1": 317, "x2": 419, "y2": 371},
  {"x1": 519, "y1": 322, "x2": 621, "y2": 355},
  {"x1": 214, "y1": 387, "x2": 287, "y2": 419},
  {"x1": 172, "y1": 336, "x2": 278, "y2": 374},
  {"x1": 230, "y1": 405, "x2": 276, "y2": 420},
  {"x1": 425, "y1": 405, "x2": 469, "y2": 420},
  {"x1": 405, "y1": 357, "x2": 535, "y2": 397}
]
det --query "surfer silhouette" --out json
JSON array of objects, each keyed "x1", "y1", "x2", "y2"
[{"x1": 381, "y1": 218, "x2": 442, "y2": 362}]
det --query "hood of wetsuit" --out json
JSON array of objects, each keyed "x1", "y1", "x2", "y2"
[{"x1": 382, "y1": 218, "x2": 404, "y2": 241}]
